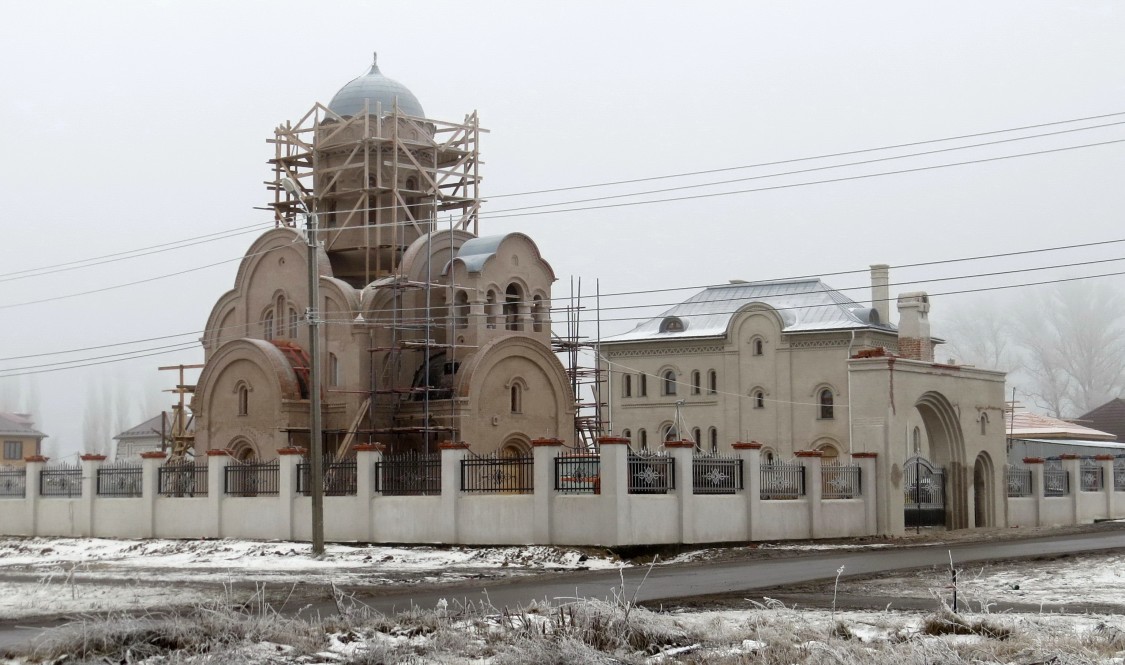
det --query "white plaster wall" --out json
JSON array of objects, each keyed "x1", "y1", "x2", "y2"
[
  {"x1": 92, "y1": 499, "x2": 147, "y2": 538},
  {"x1": 221, "y1": 498, "x2": 284, "y2": 539},
  {"x1": 456, "y1": 495, "x2": 535, "y2": 544},
  {"x1": 1077, "y1": 492, "x2": 1108, "y2": 522},
  {"x1": 1039, "y1": 498, "x2": 1072, "y2": 526},
  {"x1": 154, "y1": 499, "x2": 211, "y2": 538},
  {"x1": 370, "y1": 497, "x2": 444, "y2": 542},
  {"x1": 552, "y1": 495, "x2": 614, "y2": 545},
  {"x1": 819, "y1": 500, "x2": 867, "y2": 538},
  {"x1": 758, "y1": 501, "x2": 811, "y2": 540},
  {"x1": 1006, "y1": 498, "x2": 1037, "y2": 527},
  {"x1": 622, "y1": 495, "x2": 679, "y2": 545},
  {"x1": 0, "y1": 499, "x2": 31, "y2": 535},
  {"x1": 690, "y1": 496, "x2": 747, "y2": 543},
  {"x1": 36, "y1": 499, "x2": 82, "y2": 537}
]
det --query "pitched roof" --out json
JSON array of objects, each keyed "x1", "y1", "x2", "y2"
[
  {"x1": 0, "y1": 412, "x2": 46, "y2": 438},
  {"x1": 1076, "y1": 398, "x2": 1125, "y2": 441},
  {"x1": 114, "y1": 413, "x2": 194, "y2": 441},
  {"x1": 601, "y1": 278, "x2": 893, "y2": 344},
  {"x1": 1006, "y1": 408, "x2": 1116, "y2": 441}
]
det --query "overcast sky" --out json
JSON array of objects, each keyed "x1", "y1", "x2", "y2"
[{"x1": 2, "y1": 1, "x2": 1124, "y2": 455}]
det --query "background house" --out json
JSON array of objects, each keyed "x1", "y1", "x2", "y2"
[
  {"x1": 1006, "y1": 406, "x2": 1123, "y2": 463},
  {"x1": 1075, "y1": 398, "x2": 1125, "y2": 445},
  {"x1": 0, "y1": 413, "x2": 46, "y2": 467}
]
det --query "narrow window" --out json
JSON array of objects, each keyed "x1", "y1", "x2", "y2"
[
  {"x1": 622, "y1": 429, "x2": 631, "y2": 439},
  {"x1": 639, "y1": 374, "x2": 648, "y2": 397},
  {"x1": 753, "y1": 338, "x2": 764, "y2": 356},
  {"x1": 263, "y1": 311, "x2": 275, "y2": 341},
  {"x1": 288, "y1": 308, "x2": 300, "y2": 338},
  {"x1": 639, "y1": 429, "x2": 648, "y2": 451},
  {"x1": 328, "y1": 353, "x2": 340, "y2": 387},
  {"x1": 454, "y1": 291, "x2": 470, "y2": 329},
  {"x1": 510, "y1": 384, "x2": 522, "y2": 413},
  {"x1": 238, "y1": 385, "x2": 249, "y2": 416},
  {"x1": 709, "y1": 427, "x2": 718, "y2": 454},
  {"x1": 691, "y1": 371, "x2": 701, "y2": 395},
  {"x1": 980, "y1": 413, "x2": 989, "y2": 436},
  {"x1": 819, "y1": 389, "x2": 834, "y2": 419},
  {"x1": 532, "y1": 295, "x2": 545, "y2": 333},
  {"x1": 692, "y1": 427, "x2": 701, "y2": 446},
  {"x1": 765, "y1": 450, "x2": 775, "y2": 464},
  {"x1": 504, "y1": 284, "x2": 522, "y2": 331},
  {"x1": 623, "y1": 374, "x2": 632, "y2": 398},
  {"x1": 486, "y1": 290, "x2": 498, "y2": 328},
  {"x1": 707, "y1": 370, "x2": 717, "y2": 395},
  {"x1": 754, "y1": 390, "x2": 765, "y2": 409},
  {"x1": 663, "y1": 424, "x2": 678, "y2": 442},
  {"x1": 3, "y1": 441, "x2": 20, "y2": 460},
  {"x1": 662, "y1": 370, "x2": 676, "y2": 396},
  {"x1": 912, "y1": 426, "x2": 921, "y2": 454}
]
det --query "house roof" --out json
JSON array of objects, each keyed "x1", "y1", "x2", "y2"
[
  {"x1": 601, "y1": 278, "x2": 893, "y2": 344},
  {"x1": 1013, "y1": 437, "x2": 1125, "y2": 451},
  {"x1": 0, "y1": 412, "x2": 46, "y2": 438},
  {"x1": 1006, "y1": 409, "x2": 1116, "y2": 441},
  {"x1": 114, "y1": 413, "x2": 193, "y2": 441},
  {"x1": 1076, "y1": 398, "x2": 1125, "y2": 441}
]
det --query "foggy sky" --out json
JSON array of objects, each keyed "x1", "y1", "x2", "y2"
[{"x1": 2, "y1": 0, "x2": 1124, "y2": 455}]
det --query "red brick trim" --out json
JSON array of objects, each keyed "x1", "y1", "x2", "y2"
[
  {"x1": 597, "y1": 436, "x2": 631, "y2": 445},
  {"x1": 80, "y1": 454, "x2": 107, "y2": 462},
  {"x1": 354, "y1": 443, "x2": 386, "y2": 453},
  {"x1": 1022, "y1": 457, "x2": 1045, "y2": 464},
  {"x1": 795, "y1": 450, "x2": 823, "y2": 458},
  {"x1": 1094, "y1": 454, "x2": 1115, "y2": 461},
  {"x1": 140, "y1": 451, "x2": 168, "y2": 460},
  {"x1": 663, "y1": 439, "x2": 696, "y2": 449},
  {"x1": 851, "y1": 452, "x2": 878, "y2": 459},
  {"x1": 531, "y1": 438, "x2": 564, "y2": 447},
  {"x1": 23, "y1": 455, "x2": 48, "y2": 463},
  {"x1": 276, "y1": 447, "x2": 307, "y2": 456},
  {"x1": 732, "y1": 441, "x2": 763, "y2": 450},
  {"x1": 205, "y1": 449, "x2": 234, "y2": 457},
  {"x1": 439, "y1": 440, "x2": 471, "y2": 450},
  {"x1": 1059, "y1": 453, "x2": 1080, "y2": 460}
]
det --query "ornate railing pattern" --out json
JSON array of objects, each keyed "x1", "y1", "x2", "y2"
[
  {"x1": 375, "y1": 453, "x2": 441, "y2": 496},
  {"x1": 822, "y1": 463, "x2": 861, "y2": 499},
  {"x1": 1116, "y1": 457, "x2": 1125, "y2": 492},
  {"x1": 554, "y1": 454, "x2": 600, "y2": 494},
  {"x1": 1080, "y1": 459, "x2": 1103, "y2": 492},
  {"x1": 40, "y1": 463, "x2": 82, "y2": 498},
  {"x1": 1006, "y1": 467, "x2": 1032, "y2": 497},
  {"x1": 627, "y1": 452, "x2": 675, "y2": 494},
  {"x1": 0, "y1": 467, "x2": 25, "y2": 498},
  {"x1": 298, "y1": 457, "x2": 358, "y2": 496},
  {"x1": 96, "y1": 461, "x2": 143, "y2": 498},
  {"x1": 760, "y1": 461, "x2": 805, "y2": 499},
  {"x1": 224, "y1": 459, "x2": 279, "y2": 497},
  {"x1": 1044, "y1": 463, "x2": 1069, "y2": 497},
  {"x1": 158, "y1": 460, "x2": 208, "y2": 497},
  {"x1": 692, "y1": 454, "x2": 742, "y2": 494},
  {"x1": 461, "y1": 454, "x2": 533, "y2": 493}
]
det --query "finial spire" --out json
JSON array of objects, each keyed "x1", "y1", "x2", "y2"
[{"x1": 368, "y1": 51, "x2": 381, "y2": 74}]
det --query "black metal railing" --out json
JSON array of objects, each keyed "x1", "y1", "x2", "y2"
[
  {"x1": 0, "y1": 467, "x2": 26, "y2": 498},
  {"x1": 1044, "y1": 465, "x2": 1069, "y2": 497},
  {"x1": 822, "y1": 463, "x2": 861, "y2": 499},
  {"x1": 1006, "y1": 467, "x2": 1033, "y2": 497},
  {"x1": 1080, "y1": 461, "x2": 1103, "y2": 492},
  {"x1": 760, "y1": 461, "x2": 805, "y2": 499},
  {"x1": 96, "y1": 461, "x2": 143, "y2": 497},
  {"x1": 298, "y1": 458, "x2": 358, "y2": 496},
  {"x1": 224, "y1": 459, "x2": 279, "y2": 497},
  {"x1": 158, "y1": 460, "x2": 208, "y2": 497},
  {"x1": 375, "y1": 453, "x2": 441, "y2": 495},
  {"x1": 1116, "y1": 458, "x2": 1125, "y2": 492},
  {"x1": 628, "y1": 452, "x2": 675, "y2": 494},
  {"x1": 692, "y1": 454, "x2": 742, "y2": 494},
  {"x1": 554, "y1": 454, "x2": 600, "y2": 494},
  {"x1": 461, "y1": 454, "x2": 533, "y2": 493},
  {"x1": 40, "y1": 463, "x2": 82, "y2": 498}
]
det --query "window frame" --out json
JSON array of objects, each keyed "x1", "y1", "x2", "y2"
[{"x1": 3, "y1": 441, "x2": 21, "y2": 460}]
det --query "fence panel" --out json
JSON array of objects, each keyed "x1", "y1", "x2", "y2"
[
  {"x1": 375, "y1": 453, "x2": 441, "y2": 496},
  {"x1": 1006, "y1": 467, "x2": 1032, "y2": 497},
  {"x1": 628, "y1": 452, "x2": 675, "y2": 494},
  {"x1": 96, "y1": 461, "x2": 143, "y2": 498},
  {"x1": 224, "y1": 460, "x2": 280, "y2": 497},
  {"x1": 554, "y1": 454, "x2": 600, "y2": 494},
  {"x1": 1080, "y1": 460, "x2": 1103, "y2": 492},
  {"x1": 692, "y1": 454, "x2": 742, "y2": 494},
  {"x1": 1116, "y1": 457, "x2": 1125, "y2": 492},
  {"x1": 159, "y1": 460, "x2": 208, "y2": 497},
  {"x1": 0, "y1": 467, "x2": 25, "y2": 498},
  {"x1": 40, "y1": 463, "x2": 82, "y2": 498},
  {"x1": 298, "y1": 458, "x2": 358, "y2": 496},
  {"x1": 760, "y1": 461, "x2": 805, "y2": 499},
  {"x1": 461, "y1": 454, "x2": 533, "y2": 493},
  {"x1": 1043, "y1": 464, "x2": 1069, "y2": 497},
  {"x1": 822, "y1": 463, "x2": 861, "y2": 499}
]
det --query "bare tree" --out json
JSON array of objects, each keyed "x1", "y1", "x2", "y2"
[{"x1": 934, "y1": 294, "x2": 1018, "y2": 372}]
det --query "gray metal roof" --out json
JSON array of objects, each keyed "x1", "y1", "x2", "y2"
[
  {"x1": 602, "y1": 278, "x2": 893, "y2": 343},
  {"x1": 328, "y1": 54, "x2": 425, "y2": 118},
  {"x1": 0, "y1": 413, "x2": 46, "y2": 438},
  {"x1": 443, "y1": 235, "x2": 507, "y2": 274}
]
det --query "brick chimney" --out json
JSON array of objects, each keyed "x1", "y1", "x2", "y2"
[
  {"x1": 870, "y1": 264, "x2": 890, "y2": 324},
  {"x1": 897, "y1": 292, "x2": 932, "y2": 361}
]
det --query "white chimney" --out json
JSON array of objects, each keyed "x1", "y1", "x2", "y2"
[{"x1": 870, "y1": 264, "x2": 890, "y2": 323}]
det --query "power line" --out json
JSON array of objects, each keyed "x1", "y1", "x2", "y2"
[{"x1": 0, "y1": 341, "x2": 200, "y2": 375}]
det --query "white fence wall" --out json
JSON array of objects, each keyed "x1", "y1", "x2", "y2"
[{"x1": 1006, "y1": 456, "x2": 1125, "y2": 527}]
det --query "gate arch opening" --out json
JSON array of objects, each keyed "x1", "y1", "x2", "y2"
[{"x1": 913, "y1": 391, "x2": 968, "y2": 530}]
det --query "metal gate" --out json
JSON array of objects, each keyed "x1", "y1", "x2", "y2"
[{"x1": 904, "y1": 456, "x2": 946, "y2": 527}]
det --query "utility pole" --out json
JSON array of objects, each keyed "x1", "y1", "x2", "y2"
[{"x1": 282, "y1": 177, "x2": 324, "y2": 557}]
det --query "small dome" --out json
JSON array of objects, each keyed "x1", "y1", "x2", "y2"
[{"x1": 328, "y1": 53, "x2": 425, "y2": 118}]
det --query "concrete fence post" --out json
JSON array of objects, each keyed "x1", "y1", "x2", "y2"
[
  {"x1": 140, "y1": 451, "x2": 167, "y2": 538},
  {"x1": 439, "y1": 441, "x2": 470, "y2": 544},
  {"x1": 206, "y1": 449, "x2": 234, "y2": 538},
  {"x1": 665, "y1": 440, "x2": 696, "y2": 544},
  {"x1": 598, "y1": 436, "x2": 631, "y2": 546},
  {"x1": 1095, "y1": 455, "x2": 1115, "y2": 520},
  {"x1": 23, "y1": 455, "x2": 47, "y2": 537},
  {"x1": 79, "y1": 454, "x2": 106, "y2": 537},
  {"x1": 796, "y1": 450, "x2": 823, "y2": 539},
  {"x1": 1023, "y1": 457, "x2": 1045, "y2": 527},
  {"x1": 532, "y1": 438, "x2": 563, "y2": 544},
  {"x1": 354, "y1": 443, "x2": 384, "y2": 542},
  {"x1": 732, "y1": 442, "x2": 762, "y2": 542},
  {"x1": 852, "y1": 452, "x2": 878, "y2": 536},
  {"x1": 276, "y1": 447, "x2": 305, "y2": 541},
  {"x1": 1060, "y1": 453, "x2": 1082, "y2": 525}
]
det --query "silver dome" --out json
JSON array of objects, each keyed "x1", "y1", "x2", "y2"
[{"x1": 327, "y1": 53, "x2": 425, "y2": 118}]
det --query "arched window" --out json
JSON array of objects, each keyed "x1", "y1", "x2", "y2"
[
  {"x1": 691, "y1": 371, "x2": 701, "y2": 395},
  {"x1": 454, "y1": 291, "x2": 470, "y2": 329},
  {"x1": 237, "y1": 384, "x2": 249, "y2": 416},
  {"x1": 980, "y1": 413, "x2": 989, "y2": 436},
  {"x1": 753, "y1": 338, "x2": 764, "y2": 356},
  {"x1": 662, "y1": 370, "x2": 677, "y2": 396},
  {"x1": 639, "y1": 374, "x2": 648, "y2": 397},
  {"x1": 764, "y1": 449, "x2": 776, "y2": 464},
  {"x1": 638, "y1": 429, "x2": 648, "y2": 451},
  {"x1": 622, "y1": 429, "x2": 632, "y2": 439},
  {"x1": 709, "y1": 427, "x2": 718, "y2": 454},
  {"x1": 262, "y1": 310, "x2": 275, "y2": 341},
  {"x1": 912, "y1": 426, "x2": 921, "y2": 454},
  {"x1": 659, "y1": 316, "x2": 685, "y2": 333},
  {"x1": 692, "y1": 427, "x2": 701, "y2": 446},
  {"x1": 707, "y1": 370, "x2": 717, "y2": 395},
  {"x1": 504, "y1": 284, "x2": 522, "y2": 331},
  {"x1": 288, "y1": 308, "x2": 300, "y2": 338},
  {"x1": 662, "y1": 423, "x2": 679, "y2": 442},
  {"x1": 328, "y1": 353, "x2": 340, "y2": 387},
  {"x1": 510, "y1": 383, "x2": 522, "y2": 413},
  {"x1": 532, "y1": 295, "x2": 546, "y2": 333},
  {"x1": 754, "y1": 390, "x2": 765, "y2": 409},
  {"x1": 819, "y1": 389, "x2": 834, "y2": 419},
  {"x1": 486, "y1": 290, "x2": 499, "y2": 328},
  {"x1": 623, "y1": 374, "x2": 633, "y2": 397}
]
